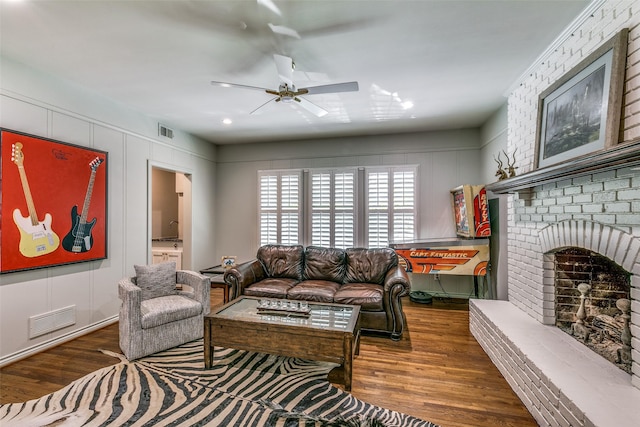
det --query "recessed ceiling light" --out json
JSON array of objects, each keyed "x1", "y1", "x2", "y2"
[{"x1": 222, "y1": 118, "x2": 233, "y2": 125}]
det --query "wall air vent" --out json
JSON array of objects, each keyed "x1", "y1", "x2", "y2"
[
  {"x1": 29, "y1": 305, "x2": 76, "y2": 339},
  {"x1": 158, "y1": 124, "x2": 174, "y2": 139}
]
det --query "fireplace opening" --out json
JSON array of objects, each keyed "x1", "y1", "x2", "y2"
[{"x1": 554, "y1": 247, "x2": 632, "y2": 373}]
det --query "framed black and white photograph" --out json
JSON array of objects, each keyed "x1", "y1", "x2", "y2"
[{"x1": 535, "y1": 29, "x2": 628, "y2": 169}]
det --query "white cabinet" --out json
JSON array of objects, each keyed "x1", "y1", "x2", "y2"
[{"x1": 152, "y1": 250, "x2": 182, "y2": 270}]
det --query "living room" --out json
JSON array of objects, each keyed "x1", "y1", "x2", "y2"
[{"x1": 1, "y1": 1, "x2": 639, "y2": 426}]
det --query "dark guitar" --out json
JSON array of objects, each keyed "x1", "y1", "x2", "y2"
[{"x1": 62, "y1": 157, "x2": 103, "y2": 253}]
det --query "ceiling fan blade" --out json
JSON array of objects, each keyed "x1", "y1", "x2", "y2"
[
  {"x1": 257, "y1": 0, "x2": 281, "y2": 16},
  {"x1": 250, "y1": 98, "x2": 277, "y2": 115},
  {"x1": 268, "y1": 23, "x2": 301, "y2": 39},
  {"x1": 295, "y1": 97, "x2": 328, "y2": 117},
  {"x1": 300, "y1": 81, "x2": 359, "y2": 95},
  {"x1": 273, "y1": 54, "x2": 294, "y2": 87},
  {"x1": 211, "y1": 81, "x2": 272, "y2": 92}
]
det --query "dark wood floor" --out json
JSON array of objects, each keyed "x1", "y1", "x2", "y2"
[{"x1": 0, "y1": 289, "x2": 537, "y2": 427}]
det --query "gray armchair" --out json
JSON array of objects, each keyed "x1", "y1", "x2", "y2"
[{"x1": 118, "y1": 262, "x2": 210, "y2": 360}]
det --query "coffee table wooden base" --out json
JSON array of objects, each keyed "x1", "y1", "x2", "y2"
[{"x1": 204, "y1": 306, "x2": 360, "y2": 391}]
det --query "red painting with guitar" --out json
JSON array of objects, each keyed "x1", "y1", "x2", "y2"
[{"x1": 1, "y1": 129, "x2": 107, "y2": 273}]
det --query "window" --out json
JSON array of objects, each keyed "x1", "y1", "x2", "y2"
[
  {"x1": 259, "y1": 171, "x2": 301, "y2": 246},
  {"x1": 366, "y1": 167, "x2": 416, "y2": 247},
  {"x1": 259, "y1": 166, "x2": 416, "y2": 248},
  {"x1": 310, "y1": 170, "x2": 356, "y2": 248}
]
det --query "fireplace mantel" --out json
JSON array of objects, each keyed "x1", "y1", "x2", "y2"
[{"x1": 486, "y1": 139, "x2": 640, "y2": 194}]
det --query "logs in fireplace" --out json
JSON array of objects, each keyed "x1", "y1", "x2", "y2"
[{"x1": 554, "y1": 247, "x2": 632, "y2": 373}]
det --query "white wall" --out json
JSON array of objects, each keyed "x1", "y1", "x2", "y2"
[
  {"x1": 480, "y1": 104, "x2": 510, "y2": 300},
  {"x1": 215, "y1": 128, "x2": 487, "y2": 298},
  {"x1": 0, "y1": 57, "x2": 217, "y2": 365}
]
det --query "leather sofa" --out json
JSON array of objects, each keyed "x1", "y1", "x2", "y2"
[{"x1": 224, "y1": 245, "x2": 411, "y2": 340}]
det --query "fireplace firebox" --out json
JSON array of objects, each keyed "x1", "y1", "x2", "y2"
[{"x1": 554, "y1": 247, "x2": 631, "y2": 373}]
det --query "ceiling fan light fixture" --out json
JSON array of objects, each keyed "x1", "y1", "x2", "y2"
[{"x1": 401, "y1": 100, "x2": 414, "y2": 110}]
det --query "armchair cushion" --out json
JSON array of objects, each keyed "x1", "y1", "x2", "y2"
[
  {"x1": 140, "y1": 295, "x2": 203, "y2": 329},
  {"x1": 134, "y1": 262, "x2": 177, "y2": 300}
]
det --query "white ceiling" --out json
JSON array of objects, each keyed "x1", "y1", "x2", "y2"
[{"x1": 1, "y1": 0, "x2": 591, "y2": 145}]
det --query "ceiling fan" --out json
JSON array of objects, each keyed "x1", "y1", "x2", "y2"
[{"x1": 211, "y1": 54, "x2": 359, "y2": 117}]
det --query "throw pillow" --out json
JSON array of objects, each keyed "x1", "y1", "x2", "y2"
[{"x1": 134, "y1": 262, "x2": 177, "y2": 300}]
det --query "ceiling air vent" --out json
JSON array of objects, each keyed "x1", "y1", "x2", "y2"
[{"x1": 158, "y1": 123, "x2": 174, "y2": 139}]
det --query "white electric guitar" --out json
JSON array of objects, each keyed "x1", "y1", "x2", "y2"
[{"x1": 11, "y1": 143, "x2": 60, "y2": 257}]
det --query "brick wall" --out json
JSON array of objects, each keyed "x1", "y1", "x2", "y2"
[{"x1": 507, "y1": 0, "x2": 640, "y2": 320}]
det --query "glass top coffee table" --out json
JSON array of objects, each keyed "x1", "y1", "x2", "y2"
[{"x1": 204, "y1": 296, "x2": 361, "y2": 391}]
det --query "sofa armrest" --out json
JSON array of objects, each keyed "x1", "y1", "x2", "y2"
[
  {"x1": 383, "y1": 265, "x2": 411, "y2": 341},
  {"x1": 383, "y1": 265, "x2": 411, "y2": 297},
  {"x1": 224, "y1": 259, "x2": 265, "y2": 299},
  {"x1": 177, "y1": 270, "x2": 211, "y2": 315}
]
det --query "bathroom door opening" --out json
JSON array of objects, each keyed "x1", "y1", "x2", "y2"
[{"x1": 149, "y1": 164, "x2": 192, "y2": 270}]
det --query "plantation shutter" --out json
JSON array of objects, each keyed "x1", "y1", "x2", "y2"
[
  {"x1": 259, "y1": 171, "x2": 301, "y2": 246},
  {"x1": 392, "y1": 170, "x2": 415, "y2": 242},
  {"x1": 366, "y1": 167, "x2": 416, "y2": 247},
  {"x1": 310, "y1": 169, "x2": 356, "y2": 249}
]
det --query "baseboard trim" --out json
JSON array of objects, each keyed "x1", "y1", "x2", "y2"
[{"x1": 0, "y1": 315, "x2": 119, "y2": 368}]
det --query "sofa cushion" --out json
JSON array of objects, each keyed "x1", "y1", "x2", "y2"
[
  {"x1": 257, "y1": 244, "x2": 304, "y2": 280},
  {"x1": 134, "y1": 262, "x2": 177, "y2": 301},
  {"x1": 345, "y1": 248, "x2": 397, "y2": 285},
  {"x1": 303, "y1": 246, "x2": 346, "y2": 283},
  {"x1": 287, "y1": 280, "x2": 340, "y2": 303},
  {"x1": 140, "y1": 295, "x2": 202, "y2": 329},
  {"x1": 334, "y1": 282, "x2": 384, "y2": 311},
  {"x1": 244, "y1": 278, "x2": 298, "y2": 299}
]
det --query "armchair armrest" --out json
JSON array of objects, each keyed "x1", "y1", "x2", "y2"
[
  {"x1": 118, "y1": 278, "x2": 142, "y2": 330},
  {"x1": 177, "y1": 270, "x2": 211, "y2": 315},
  {"x1": 224, "y1": 259, "x2": 265, "y2": 299}
]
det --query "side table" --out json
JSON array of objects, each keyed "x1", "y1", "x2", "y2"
[{"x1": 199, "y1": 265, "x2": 230, "y2": 304}]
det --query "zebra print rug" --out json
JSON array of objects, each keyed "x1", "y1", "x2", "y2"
[{"x1": 0, "y1": 340, "x2": 437, "y2": 426}]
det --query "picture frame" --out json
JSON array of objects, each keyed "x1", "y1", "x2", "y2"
[
  {"x1": 1, "y1": 129, "x2": 108, "y2": 273},
  {"x1": 221, "y1": 256, "x2": 237, "y2": 269},
  {"x1": 534, "y1": 29, "x2": 628, "y2": 169}
]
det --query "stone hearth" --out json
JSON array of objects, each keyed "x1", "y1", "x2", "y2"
[{"x1": 470, "y1": 299, "x2": 639, "y2": 427}]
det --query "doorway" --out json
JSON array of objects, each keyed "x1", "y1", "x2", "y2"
[{"x1": 149, "y1": 164, "x2": 192, "y2": 270}]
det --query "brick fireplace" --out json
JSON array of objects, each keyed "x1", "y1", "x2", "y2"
[
  {"x1": 469, "y1": 3, "x2": 640, "y2": 424},
  {"x1": 470, "y1": 143, "x2": 640, "y2": 426}
]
